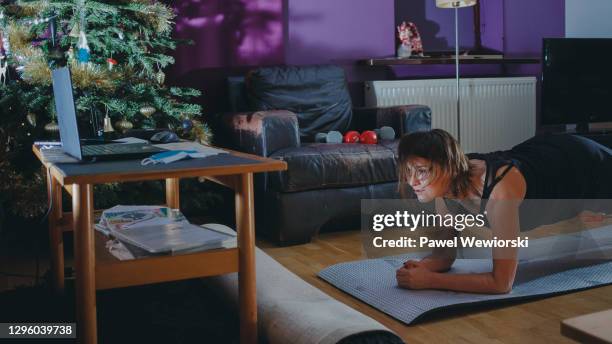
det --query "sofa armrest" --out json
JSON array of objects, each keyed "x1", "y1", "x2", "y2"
[
  {"x1": 352, "y1": 105, "x2": 431, "y2": 136},
  {"x1": 222, "y1": 110, "x2": 300, "y2": 157}
]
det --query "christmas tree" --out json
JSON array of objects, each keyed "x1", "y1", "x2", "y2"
[{"x1": 0, "y1": 0, "x2": 211, "y2": 223}]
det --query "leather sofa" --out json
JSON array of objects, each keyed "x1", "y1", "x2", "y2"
[{"x1": 216, "y1": 65, "x2": 431, "y2": 245}]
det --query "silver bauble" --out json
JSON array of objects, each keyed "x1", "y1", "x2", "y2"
[
  {"x1": 114, "y1": 118, "x2": 134, "y2": 133},
  {"x1": 44, "y1": 121, "x2": 60, "y2": 133},
  {"x1": 156, "y1": 71, "x2": 165, "y2": 85},
  {"x1": 26, "y1": 113, "x2": 37, "y2": 127},
  {"x1": 139, "y1": 106, "x2": 156, "y2": 117}
]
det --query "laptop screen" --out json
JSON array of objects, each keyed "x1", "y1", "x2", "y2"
[{"x1": 51, "y1": 67, "x2": 82, "y2": 160}]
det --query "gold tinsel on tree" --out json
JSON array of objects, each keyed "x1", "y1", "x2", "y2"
[{"x1": 0, "y1": 1, "x2": 212, "y2": 221}]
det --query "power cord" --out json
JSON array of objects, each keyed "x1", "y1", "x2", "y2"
[
  {"x1": 35, "y1": 168, "x2": 55, "y2": 286},
  {"x1": 0, "y1": 271, "x2": 38, "y2": 279}
]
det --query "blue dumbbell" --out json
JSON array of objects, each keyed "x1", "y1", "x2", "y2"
[
  {"x1": 374, "y1": 126, "x2": 396, "y2": 141},
  {"x1": 314, "y1": 131, "x2": 343, "y2": 143}
]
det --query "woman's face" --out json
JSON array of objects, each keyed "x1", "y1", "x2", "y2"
[{"x1": 404, "y1": 157, "x2": 449, "y2": 202}]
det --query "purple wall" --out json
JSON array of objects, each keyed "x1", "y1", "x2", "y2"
[
  {"x1": 480, "y1": 0, "x2": 504, "y2": 53},
  {"x1": 502, "y1": 0, "x2": 565, "y2": 129},
  {"x1": 505, "y1": 0, "x2": 565, "y2": 56},
  {"x1": 286, "y1": 0, "x2": 394, "y2": 65},
  {"x1": 172, "y1": 0, "x2": 284, "y2": 71},
  {"x1": 284, "y1": 0, "x2": 394, "y2": 104},
  {"x1": 168, "y1": 0, "x2": 565, "y2": 112},
  {"x1": 503, "y1": 0, "x2": 565, "y2": 76},
  {"x1": 169, "y1": 0, "x2": 284, "y2": 114}
]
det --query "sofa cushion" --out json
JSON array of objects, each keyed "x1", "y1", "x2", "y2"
[
  {"x1": 269, "y1": 141, "x2": 399, "y2": 193},
  {"x1": 246, "y1": 65, "x2": 352, "y2": 141}
]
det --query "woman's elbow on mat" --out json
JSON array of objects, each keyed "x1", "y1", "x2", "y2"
[
  {"x1": 489, "y1": 278, "x2": 513, "y2": 294},
  {"x1": 437, "y1": 270, "x2": 515, "y2": 294},
  {"x1": 490, "y1": 259, "x2": 518, "y2": 294}
]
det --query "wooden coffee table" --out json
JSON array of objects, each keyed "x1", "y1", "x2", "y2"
[{"x1": 33, "y1": 144, "x2": 286, "y2": 344}]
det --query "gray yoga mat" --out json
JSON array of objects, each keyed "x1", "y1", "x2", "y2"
[{"x1": 318, "y1": 225, "x2": 612, "y2": 325}]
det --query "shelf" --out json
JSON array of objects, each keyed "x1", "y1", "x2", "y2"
[
  {"x1": 94, "y1": 231, "x2": 239, "y2": 290},
  {"x1": 359, "y1": 56, "x2": 540, "y2": 66}
]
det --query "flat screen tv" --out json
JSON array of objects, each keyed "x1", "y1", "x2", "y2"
[{"x1": 541, "y1": 38, "x2": 612, "y2": 129}]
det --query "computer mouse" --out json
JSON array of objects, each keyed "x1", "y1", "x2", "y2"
[{"x1": 150, "y1": 131, "x2": 179, "y2": 143}]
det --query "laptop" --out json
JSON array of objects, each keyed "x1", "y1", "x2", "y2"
[{"x1": 51, "y1": 67, "x2": 165, "y2": 161}]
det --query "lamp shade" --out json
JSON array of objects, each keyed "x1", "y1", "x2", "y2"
[{"x1": 436, "y1": 0, "x2": 476, "y2": 8}]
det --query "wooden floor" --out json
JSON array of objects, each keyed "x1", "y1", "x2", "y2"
[
  {"x1": 3, "y1": 220, "x2": 611, "y2": 343},
  {"x1": 259, "y1": 229, "x2": 612, "y2": 344}
]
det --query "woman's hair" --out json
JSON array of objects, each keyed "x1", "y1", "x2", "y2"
[{"x1": 397, "y1": 129, "x2": 473, "y2": 198}]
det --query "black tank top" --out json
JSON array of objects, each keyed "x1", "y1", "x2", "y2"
[
  {"x1": 443, "y1": 153, "x2": 515, "y2": 228},
  {"x1": 467, "y1": 152, "x2": 516, "y2": 211},
  {"x1": 444, "y1": 134, "x2": 612, "y2": 231}
]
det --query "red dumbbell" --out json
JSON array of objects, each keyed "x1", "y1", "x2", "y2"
[
  {"x1": 343, "y1": 131, "x2": 360, "y2": 143},
  {"x1": 359, "y1": 130, "x2": 378, "y2": 144}
]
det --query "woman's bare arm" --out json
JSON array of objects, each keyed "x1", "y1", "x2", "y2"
[
  {"x1": 398, "y1": 198, "x2": 520, "y2": 293},
  {"x1": 398, "y1": 166, "x2": 526, "y2": 293},
  {"x1": 399, "y1": 259, "x2": 518, "y2": 294},
  {"x1": 405, "y1": 198, "x2": 457, "y2": 272}
]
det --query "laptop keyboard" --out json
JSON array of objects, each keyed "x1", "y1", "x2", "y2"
[{"x1": 82, "y1": 143, "x2": 162, "y2": 156}]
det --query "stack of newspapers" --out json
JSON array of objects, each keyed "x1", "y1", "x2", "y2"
[{"x1": 96, "y1": 205, "x2": 236, "y2": 258}]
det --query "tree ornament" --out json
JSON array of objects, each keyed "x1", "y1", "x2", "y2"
[
  {"x1": 114, "y1": 118, "x2": 133, "y2": 133},
  {"x1": 139, "y1": 106, "x2": 156, "y2": 117},
  {"x1": 156, "y1": 70, "x2": 165, "y2": 85},
  {"x1": 181, "y1": 118, "x2": 193, "y2": 133},
  {"x1": 66, "y1": 47, "x2": 75, "y2": 62},
  {"x1": 191, "y1": 119, "x2": 213, "y2": 145},
  {"x1": 26, "y1": 112, "x2": 37, "y2": 127},
  {"x1": 106, "y1": 57, "x2": 117, "y2": 71},
  {"x1": 0, "y1": 29, "x2": 5, "y2": 57},
  {"x1": 77, "y1": 30, "x2": 90, "y2": 64},
  {"x1": 1, "y1": 35, "x2": 10, "y2": 58},
  {"x1": 103, "y1": 114, "x2": 114, "y2": 133},
  {"x1": 69, "y1": 22, "x2": 80, "y2": 38},
  {"x1": 0, "y1": 57, "x2": 7, "y2": 86},
  {"x1": 0, "y1": 11, "x2": 9, "y2": 57},
  {"x1": 44, "y1": 121, "x2": 60, "y2": 134}
]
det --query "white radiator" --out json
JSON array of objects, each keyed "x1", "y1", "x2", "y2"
[{"x1": 365, "y1": 77, "x2": 537, "y2": 153}]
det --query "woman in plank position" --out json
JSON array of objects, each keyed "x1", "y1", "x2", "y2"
[{"x1": 396, "y1": 129, "x2": 612, "y2": 293}]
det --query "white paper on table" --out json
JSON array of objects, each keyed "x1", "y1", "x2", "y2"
[
  {"x1": 152, "y1": 142, "x2": 228, "y2": 156},
  {"x1": 114, "y1": 137, "x2": 149, "y2": 144},
  {"x1": 105, "y1": 239, "x2": 135, "y2": 261}
]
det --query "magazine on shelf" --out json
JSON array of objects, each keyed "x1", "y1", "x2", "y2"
[
  {"x1": 110, "y1": 222, "x2": 234, "y2": 254},
  {"x1": 100, "y1": 205, "x2": 187, "y2": 231},
  {"x1": 105, "y1": 224, "x2": 237, "y2": 260},
  {"x1": 96, "y1": 205, "x2": 236, "y2": 255}
]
